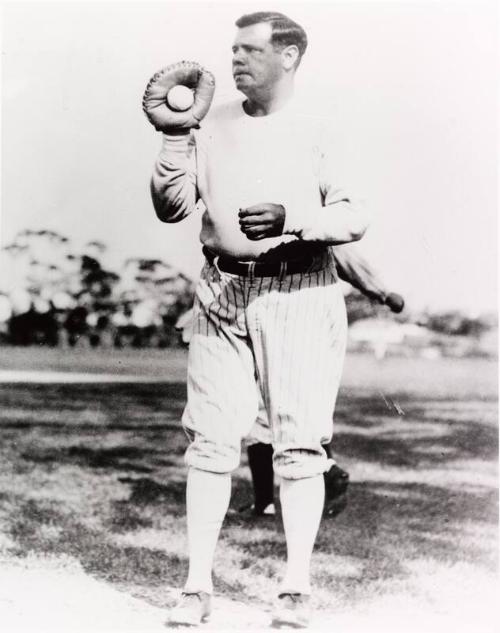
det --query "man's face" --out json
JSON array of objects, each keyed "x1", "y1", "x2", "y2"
[{"x1": 232, "y1": 23, "x2": 284, "y2": 97}]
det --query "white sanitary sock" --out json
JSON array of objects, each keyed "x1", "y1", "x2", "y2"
[
  {"x1": 184, "y1": 467, "x2": 231, "y2": 594},
  {"x1": 280, "y1": 474, "x2": 325, "y2": 594}
]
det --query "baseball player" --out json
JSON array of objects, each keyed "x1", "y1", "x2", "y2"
[{"x1": 144, "y1": 11, "x2": 372, "y2": 627}]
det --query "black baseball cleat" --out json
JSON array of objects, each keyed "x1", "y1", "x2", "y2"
[
  {"x1": 168, "y1": 591, "x2": 212, "y2": 626},
  {"x1": 237, "y1": 502, "x2": 276, "y2": 517},
  {"x1": 323, "y1": 463, "x2": 349, "y2": 518},
  {"x1": 271, "y1": 593, "x2": 311, "y2": 628}
]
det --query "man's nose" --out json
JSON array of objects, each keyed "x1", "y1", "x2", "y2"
[{"x1": 232, "y1": 49, "x2": 246, "y2": 64}]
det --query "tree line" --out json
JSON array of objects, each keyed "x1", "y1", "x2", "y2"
[{"x1": 0, "y1": 229, "x2": 495, "y2": 348}]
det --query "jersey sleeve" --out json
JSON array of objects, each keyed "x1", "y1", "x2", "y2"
[
  {"x1": 150, "y1": 132, "x2": 199, "y2": 223},
  {"x1": 332, "y1": 243, "x2": 388, "y2": 303},
  {"x1": 283, "y1": 124, "x2": 370, "y2": 244}
]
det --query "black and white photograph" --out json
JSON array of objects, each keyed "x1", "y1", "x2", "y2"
[{"x1": 0, "y1": 0, "x2": 498, "y2": 631}]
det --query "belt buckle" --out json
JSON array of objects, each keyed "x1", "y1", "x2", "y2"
[
  {"x1": 305, "y1": 253, "x2": 320, "y2": 274},
  {"x1": 246, "y1": 260, "x2": 256, "y2": 281}
]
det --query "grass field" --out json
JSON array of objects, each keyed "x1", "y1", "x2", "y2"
[{"x1": 0, "y1": 347, "x2": 498, "y2": 625}]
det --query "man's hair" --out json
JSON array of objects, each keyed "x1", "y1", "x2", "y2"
[{"x1": 235, "y1": 11, "x2": 308, "y2": 64}]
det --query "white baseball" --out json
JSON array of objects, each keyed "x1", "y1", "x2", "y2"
[{"x1": 167, "y1": 85, "x2": 195, "y2": 111}]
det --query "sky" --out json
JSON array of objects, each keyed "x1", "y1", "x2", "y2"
[{"x1": 1, "y1": 0, "x2": 498, "y2": 314}]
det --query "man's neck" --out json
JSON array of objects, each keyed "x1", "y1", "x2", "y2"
[{"x1": 243, "y1": 80, "x2": 294, "y2": 117}]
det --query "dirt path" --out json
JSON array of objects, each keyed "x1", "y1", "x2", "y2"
[
  {"x1": 0, "y1": 370, "x2": 167, "y2": 383},
  {"x1": 1, "y1": 556, "x2": 497, "y2": 632}
]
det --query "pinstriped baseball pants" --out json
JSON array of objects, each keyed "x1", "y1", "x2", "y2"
[{"x1": 182, "y1": 252, "x2": 348, "y2": 479}]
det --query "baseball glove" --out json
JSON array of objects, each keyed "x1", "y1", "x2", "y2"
[
  {"x1": 142, "y1": 60, "x2": 215, "y2": 133},
  {"x1": 323, "y1": 463, "x2": 349, "y2": 518}
]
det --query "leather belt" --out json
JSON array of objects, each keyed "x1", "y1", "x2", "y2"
[{"x1": 202, "y1": 246, "x2": 326, "y2": 278}]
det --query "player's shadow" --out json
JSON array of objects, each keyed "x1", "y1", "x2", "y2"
[
  {"x1": 20, "y1": 442, "x2": 186, "y2": 473},
  {"x1": 1, "y1": 382, "x2": 187, "y2": 422},
  {"x1": 312, "y1": 478, "x2": 497, "y2": 607},
  {"x1": 332, "y1": 395, "x2": 498, "y2": 467},
  {"x1": 225, "y1": 389, "x2": 498, "y2": 605},
  {"x1": 225, "y1": 475, "x2": 497, "y2": 608},
  {"x1": 9, "y1": 381, "x2": 190, "y2": 473},
  {"x1": 118, "y1": 476, "x2": 186, "y2": 506},
  {"x1": 7, "y1": 497, "x2": 187, "y2": 604}
]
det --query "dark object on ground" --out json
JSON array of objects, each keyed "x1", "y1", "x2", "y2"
[
  {"x1": 323, "y1": 463, "x2": 349, "y2": 518},
  {"x1": 237, "y1": 502, "x2": 276, "y2": 518},
  {"x1": 247, "y1": 442, "x2": 275, "y2": 514},
  {"x1": 241, "y1": 442, "x2": 350, "y2": 519}
]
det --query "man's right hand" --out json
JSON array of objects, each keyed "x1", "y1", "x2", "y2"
[
  {"x1": 238, "y1": 203, "x2": 286, "y2": 240},
  {"x1": 142, "y1": 61, "x2": 215, "y2": 134}
]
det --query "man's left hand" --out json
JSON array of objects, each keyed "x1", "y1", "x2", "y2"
[{"x1": 238, "y1": 203, "x2": 285, "y2": 240}]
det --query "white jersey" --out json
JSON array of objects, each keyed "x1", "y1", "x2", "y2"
[{"x1": 151, "y1": 96, "x2": 369, "y2": 260}]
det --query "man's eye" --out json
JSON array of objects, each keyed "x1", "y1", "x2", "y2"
[{"x1": 232, "y1": 45, "x2": 261, "y2": 54}]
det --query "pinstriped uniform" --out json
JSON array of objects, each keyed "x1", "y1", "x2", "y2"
[
  {"x1": 150, "y1": 97, "x2": 368, "y2": 480},
  {"x1": 183, "y1": 249, "x2": 347, "y2": 479}
]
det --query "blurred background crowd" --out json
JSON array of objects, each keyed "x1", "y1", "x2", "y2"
[
  {"x1": 0, "y1": 228, "x2": 496, "y2": 359},
  {"x1": 0, "y1": 229, "x2": 194, "y2": 349}
]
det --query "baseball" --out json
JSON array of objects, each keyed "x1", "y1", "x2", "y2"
[{"x1": 167, "y1": 85, "x2": 195, "y2": 111}]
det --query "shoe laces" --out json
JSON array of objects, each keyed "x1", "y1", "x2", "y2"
[
  {"x1": 180, "y1": 591, "x2": 205, "y2": 603},
  {"x1": 278, "y1": 592, "x2": 305, "y2": 603}
]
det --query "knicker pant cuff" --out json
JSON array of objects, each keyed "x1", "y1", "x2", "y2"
[
  {"x1": 273, "y1": 446, "x2": 330, "y2": 480},
  {"x1": 184, "y1": 436, "x2": 241, "y2": 474}
]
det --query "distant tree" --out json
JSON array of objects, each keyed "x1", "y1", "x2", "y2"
[
  {"x1": 79, "y1": 254, "x2": 120, "y2": 308},
  {"x1": 423, "y1": 310, "x2": 493, "y2": 338},
  {"x1": 2, "y1": 230, "x2": 71, "y2": 345},
  {"x1": 120, "y1": 257, "x2": 194, "y2": 334},
  {"x1": 2, "y1": 228, "x2": 196, "y2": 347}
]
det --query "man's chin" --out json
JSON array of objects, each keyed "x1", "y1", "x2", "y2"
[
  {"x1": 234, "y1": 80, "x2": 252, "y2": 96},
  {"x1": 234, "y1": 74, "x2": 252, "y2": 87}
]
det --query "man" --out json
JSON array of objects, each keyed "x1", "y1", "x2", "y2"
[{"x1": 145, "y1": 11, "x2": 370, "y2": 627}]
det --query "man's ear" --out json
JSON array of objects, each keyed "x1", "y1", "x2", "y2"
[{"x1": 282, "y1": 45, "x2": 300, "y2": 71}]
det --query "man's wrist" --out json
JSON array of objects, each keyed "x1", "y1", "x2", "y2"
[
  {"x1": 159, "y1": 131, "x2": 192, "y2": 158},
  {"x1": 281, "y1": 200, "x2": 304, "y2": 237},
  {"x1": 162, "y1": 129, "x2": 192, "y2": 139}
]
